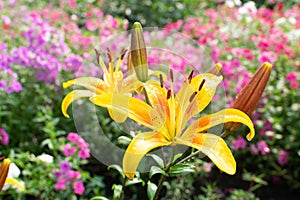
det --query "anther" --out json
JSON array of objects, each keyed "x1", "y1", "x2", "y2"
[
  {"x1": 107, "y1": 48, "x2": 113, "y2": 63},
  {"x1": 188, "y1": 70, "x2": 194, "y2": 83},
  {"x1": 198, "y1": 79, "x2": 206, "y2": 91},
  {"x1": 120, "y1": 49, "x2": 127, "y2": 60},
  {"x1": 167, "y1": 89, "x2": 172, "y2": 100},
  {"x1": 159, "y1": 74, "x2": 164, "y2": 88},
  {"x1": 169, "y1": 69, "x2": 174, "y2": 83},
  {"x1": 94, "y1": 49, "x2": 100, "y2": 65},
  {"x1": 189, "y1": 91, "x2": 197, "y2": 102}
]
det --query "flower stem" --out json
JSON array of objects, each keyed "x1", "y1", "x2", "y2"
[
  {"x1": 119, "y1": 176, "x2": 127, "y2": 200},
  {"x1": 153, "y1": 173, "x2": 167, "y2": 200},
  {"x1": 153, "y1": 146, "x2": 176, "y2": 200}
]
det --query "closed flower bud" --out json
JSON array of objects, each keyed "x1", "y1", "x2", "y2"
[
  {"x1": 129, "y1": 22, "x2": 148, "y2": 82},
  {"x1": 227, "y1": 62, "x2": 272, "y2": 132}
]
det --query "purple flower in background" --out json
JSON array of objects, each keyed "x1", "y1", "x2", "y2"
[
  {"x1": 231, "y1": 136, "x2": 247, "y2": 150},
  {"x1": 59, "y1": 161, "x2": 71, "y2": 172},
  {"x1": 250, "y1": 144, "x2": 259, "y2": 155},
  {"x1": 0, "y1": 128, "x2": 9, "y2": 145},
  {"x1": 257, "y1": 140, "x2": 270, "y2": 155},
  {"x1": 78, "y1": 148, "x2": 90, "y2": 159},
  {"x1": 277, "y1": 150, "x2": 289, "y2": 166}
]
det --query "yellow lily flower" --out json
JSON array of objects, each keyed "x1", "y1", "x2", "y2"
[
  {"x1": 62, "y1": 49, "x2": 142, "y2": 123},
  {"x1": 0, "y1": 158, "x2": 24, "y2": 191},
  {"x1": 90, "y1": 72, "x2": 255, "y2": 179}
]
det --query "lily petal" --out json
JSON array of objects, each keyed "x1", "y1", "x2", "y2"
[
  {"x1": 176, "y1": 133, "x2": 236, "y2": 175},
  {"x1": 5, "y1": 177, "x2": 25, "y2": 191},
  {"x1": 183, "y1": 108, "x2": 255, "y2": 141},
  {"x1": 61, "y1": 90, "x2": 94, "y2": 118},
  {"x1": 123, "y1": 132, "x2": 171, "y2": 179},
  {"x1": 90, "y1": 94, "x2": 166, "y2": 132},
  {"x1": 176, "y1": 74, "x2": 223, "y2": 130},
  {"x1": 63, "y1": 77, "x2": 106, "y2": 94}
]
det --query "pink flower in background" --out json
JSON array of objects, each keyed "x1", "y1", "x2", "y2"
[
  {"x1": 250, "y1": 144, "x2": 259, "y2": 155},
  {"x1": 231, "y1": 136, "x2": 247, "y2": 150},
  {"x1": 55, "y1": 179, "x2": 66, "y2": 190},
  {"x1": 277, "y1": 150, "x2": 289, "y2": 166},
  {"x1": 286, "y1": 72, "x2": 297, "y2": 83},
  {"x1": 257, "y1": 141, "x2": 271, "y2": 155},
  {"x1": 73, "y1": 181, "x2": 85, "y2": 195},
  {"x1": 67, "y1": 170, "x2": 81, "y2": 180},
  {"x1": 78, "y1": 148, "x2": 90, "y2": 159},
  {"x1": 290, "y1": 81, "x2": 299, "y2": 89},
  {"x1": 258, "y1": 51, "x2": 278, "y2": 64},
  {"x1": 67, "y1": 132, "x2": 79, "y2": 143},
  {"x1": 0, "y1": 128, "x2": 9, "y2": 145},
  {"x1": 62, "y1": 144, "x2": 76, "y2": 157},
  {"x1": 203, "y1": 162, "x2": 213, "y2": 173}
]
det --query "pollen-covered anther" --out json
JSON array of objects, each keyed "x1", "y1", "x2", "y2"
[
  {"x1": 189, "y1": 91, "x2": 198, "y2": 102},
  {"x1": 167, "y1": 89, "x2": 172, "y2": 100},
  {"x1": 188, "y1": 70, "x2": 194, "y2": 83},
  {"x1": 198, "y1": 79, "x2": 206, "y2": 91},
  {"x1": 159, "y1": 74, "x2": 164, "y2": 88}
]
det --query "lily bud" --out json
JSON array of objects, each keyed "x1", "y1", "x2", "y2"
[
  {"x1": 227, "y1": 62, "x2": 272, "y2": 132},
  {"x1": 0, "y1": 158, "x2": 11, "y2": 190},
  {"x1": 129, "y1": 22, "x2": 148, "y2": 82},
  {"x1": 206, "y1": 63, "x2": 223, "y2": 75}
]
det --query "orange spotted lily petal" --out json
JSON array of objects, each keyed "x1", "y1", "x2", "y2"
[{"x1": 90, "y1": 73, "x2": 255, "y2": 179}]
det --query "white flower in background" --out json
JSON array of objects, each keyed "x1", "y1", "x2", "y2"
[
  {"x1": 37, "y1": 153, "x2": 54, "y2": 163},
  {"x1": 237, "y1": 1, "x2": 257, "y2": 23},
  {"x1": 225, "y1": 0, "x2": 242, "y2": 8},
  {"x1": 2, "y1": 163, "x2": 25, "y2": 192}
]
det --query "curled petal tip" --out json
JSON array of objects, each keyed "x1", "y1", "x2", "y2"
[{"x1": 206, "y1": 63, "x2": 223, "y2": 75}]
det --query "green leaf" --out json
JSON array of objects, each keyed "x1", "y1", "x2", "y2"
[
  {"x1": 108, "y1": 164, "x2": 124, "y2": 178},
  {"x1": 149, "y1": 166, "x2": 167, "y2": 179},
  {"x1": 169, "y1": 163, "x2": 195, "y2": 175},
  {"x1": 90, "y1": 196, "x2": 110, "y2": 200},
  {"x1": 147, "y1": 181, "x2": 157, "y2": 200},
  {"x1": 147, "y1": 153, "x2": 164, "y2": 168},
  {"x1": 126, "y1": 177, "x2": 145, "y2": 186},
  {"x1": 112, "y1": 184, "x2": 122, "y2": 200}
]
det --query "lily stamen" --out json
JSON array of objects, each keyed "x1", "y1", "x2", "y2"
[
  {"x1": 189, "y1": 91, "x2": 198, "y2": 102},
  {"x1": 159, "y1": 74, "x2": 164, "y2": 88},
  {"x1": 167, "y1": 89, "x2": 172, "y2": 100},
  {"x1": 188, "y1": 70, "x2": 194, "y2": 83},
  {"x1": 198, "y1": 79, "x2": 206, "y2": 91}
]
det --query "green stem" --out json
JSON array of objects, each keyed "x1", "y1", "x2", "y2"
[
  {"x1": 153, "y1": 173, "x2": 167, "y2": 200},
  {"x1": 153, "y1": 146, "x2": 176, "y2": 200},
  {"x1": 119, "y1": 176, "x2": 127, "y2": 200}
]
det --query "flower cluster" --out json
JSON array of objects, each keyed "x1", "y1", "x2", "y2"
[
  {"x1": 62, "y1": 132, "x2": 90, "y2": 159},
  {"x1": 53, "y1": 161, "x2": 84, "y2": 195}
]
